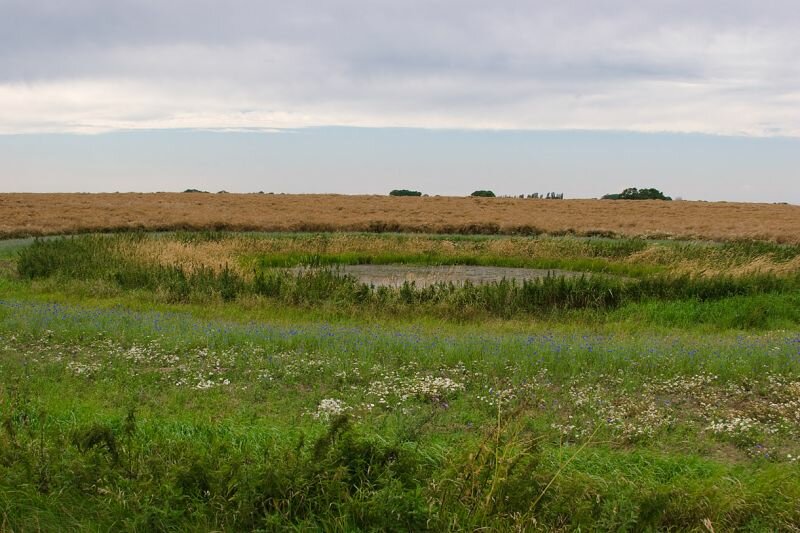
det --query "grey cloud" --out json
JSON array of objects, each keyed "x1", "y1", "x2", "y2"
[{"x1": 1, "y1": 0, "x2": 799, "y2": 135}]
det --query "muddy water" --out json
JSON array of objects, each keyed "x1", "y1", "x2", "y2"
[{"x1": 318, "y1": 264, "x2": 596, "y2": 288}]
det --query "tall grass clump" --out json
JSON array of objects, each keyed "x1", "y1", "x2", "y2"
[{"x1": 16, "y1": 235, "x2": 125, "y2": 279}]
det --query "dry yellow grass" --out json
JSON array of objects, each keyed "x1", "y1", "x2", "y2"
[
  {"x1": 1, "y1": 193, "x2": 798, "y2": 243},
  {"x1": 127, "y1": 233, "x2": 799, "y2": 278}
]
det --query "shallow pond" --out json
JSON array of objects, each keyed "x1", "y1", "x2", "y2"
[{"x1": 307, "y1": 264, "x2": 600, "y2": 288}]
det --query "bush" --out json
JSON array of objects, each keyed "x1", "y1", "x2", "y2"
[
  {"x1": 389, "y1": 190, "x2": 423, "y2": 197},
  {"x1": 470, "y1": 190, "x2": 496, "y2": 198},
  {"x1": 602, "y1": 188, "x2": 671, "y2": 200}
]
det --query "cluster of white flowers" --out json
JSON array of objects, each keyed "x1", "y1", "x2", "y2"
[
  {"x1": 564, "y1": 380, "x2": 675, "y2": 442},
  {"x1": 414, "y1": 376, "x2": 465, "y2": 401},
  {"x1": 550, "y1": 416, "x2": 596, "y2": 441},
  {"x1": 334, "y1": 367, "x2": 363, "y2": 384},
  {"x1": 476, "y1": 369, "x2": 550, "y2": 409},
  {"x1": 66, "y1": 360, "x2": 102, "y2": 376},
  {"x1": 706, "y1": 416, "x2": 759, "y2": 435},
  {"x1": 312, "y1": 398, "x2": 350, "y2": 420},
  {"x1": 366, "y1": 370, "x2": 465, "y2": 407},
  {"x1": 121, "y1": 343, "x2": 161, "y2": 364},
  {"x1": 195, "y1": 378, "x2": 217, "y2": 390},
  {"x1": 11, "y1": 331, "x2": 800, "y2": 462},
  {"x1": 193, "y1": 375, "x2": 231, "y2": 390},
  {"x1": 616, "y1": 402, "x2": 672, "y2": 441},
  {"x1": 477, "y1": 387, "x2": 517, "y2": 408},
  {"x1": 254, "y1": 351, "x2": 334, "y2": 382},
  {"x1": 763, "y1": 375, "x2": 800, "y2": 424}
]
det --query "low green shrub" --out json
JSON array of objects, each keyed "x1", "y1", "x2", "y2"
[
  {"x1": 602, "y1": 187, "x2": 672, "y2": 200},
  {"x1": 389, "y1": 189, "x2": 422, "y2": 197}
]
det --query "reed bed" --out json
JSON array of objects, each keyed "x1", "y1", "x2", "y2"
[
  {"x1": 14, "y1": 234, "x2": 800, "y2": 327},
  {"x1": 126, "y1": 232, "x2": 800, "y2": 278}
]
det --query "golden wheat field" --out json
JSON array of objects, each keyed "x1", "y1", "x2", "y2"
[{"x1": 1, "y1": 193, "x2": 798, "y2": 243}]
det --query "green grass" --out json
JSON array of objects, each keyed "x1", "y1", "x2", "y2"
[
  {"x1": 12, "y1": 234, "x2": 800, "y2": 328},
  {"x1": 611, "y1": 292, "x2": 800, "y2": 330},
  {"x1": 1, "y1": 303, "x2": 799, "y2": 530},
  {"x1": 0, "y1": 238, "x2": 37, "y2": 259},
  {"x1": 1, "y1": 231, "x2": 799, "y2": 530}
]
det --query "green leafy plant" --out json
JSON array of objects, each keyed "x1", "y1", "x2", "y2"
[{"x1": 602, "y1": 187, "x2": 672, "y2": 200}]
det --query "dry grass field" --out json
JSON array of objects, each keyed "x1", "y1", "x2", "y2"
[{"x1": 1, "y1": 192, "x2": 798, "y2": 242}]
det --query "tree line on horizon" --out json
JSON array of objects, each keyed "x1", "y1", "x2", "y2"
[
  {"x1": 389, "y1": 187, "x2": 670, "y2": 200},
  {"x1": 180, "y1": 187, "x2": 670, "y2": 200},
  {"x1": 389, "y1": 189, "x2": 565, "y2": 199},
  {"x1": 601, "y1": 187, "x2": 672, "y2": 200}
]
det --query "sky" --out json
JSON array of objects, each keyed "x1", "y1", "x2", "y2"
[{"x1": 1, "y1": 0, "x2": 799, "y2": 203}]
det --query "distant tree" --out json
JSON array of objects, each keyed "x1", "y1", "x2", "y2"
[
  {"x1": 602, "y1": 187, "x2": 672, "y2": 200},
  {"x1": 389, "y1": 189, "x2": 423, "y2": 196},
  {"x1": 634, "y1": 188, "x2": 671, "y2": 200},
  {"x1": 470, "y1": 190, "x2": 496, "y2": 198},
  {"x1": 183, "y1": 188, "x2": 208, "y2": 193}
]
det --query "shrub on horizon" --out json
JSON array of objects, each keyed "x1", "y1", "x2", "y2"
[{"x1": 602, "y1": 187, "x2": 672, "y2": 200}]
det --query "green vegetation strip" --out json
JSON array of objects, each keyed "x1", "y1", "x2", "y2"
[
  {"x1": 1, "y1": 301, "x2": 800, "y2": 530},
  {"x1": 12, "y1": 234, "x2": 800, "y2": 328},
  {"x1": 1, "y1": 231, "x2": 799, "y2": 530}
]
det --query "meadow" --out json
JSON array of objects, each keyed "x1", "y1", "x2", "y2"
[{"x1": 1, "y1": 230, "x2": 800, "y2": 531}]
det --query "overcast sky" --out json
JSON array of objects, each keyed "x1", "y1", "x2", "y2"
[{"x1": 1, "y1": 1, "x2": 799, "y2": 202}]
